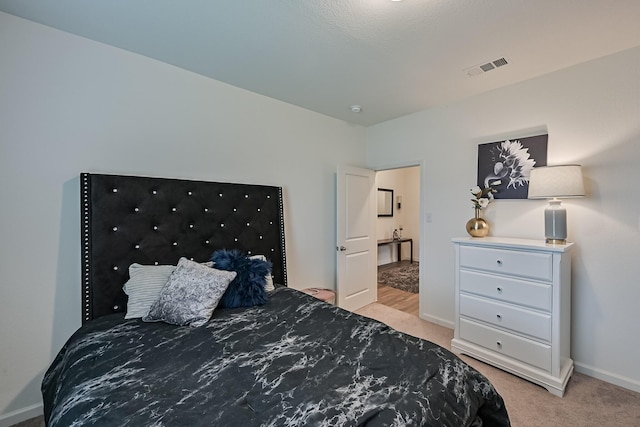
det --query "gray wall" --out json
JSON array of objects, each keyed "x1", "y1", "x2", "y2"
[
  {"x1": 366, "y1": 45, "x2": 640, "y2": 393},
  {"x1": 0, "y1": 12, "x2": 366, "y2": 422},
  {"x1": 3, "y1": 8, "x2": 640, "y2": 424}
]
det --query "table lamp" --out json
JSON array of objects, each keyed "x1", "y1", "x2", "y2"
[{"x1": 528, "y1": 165, "x2": 585, "y2": 244}]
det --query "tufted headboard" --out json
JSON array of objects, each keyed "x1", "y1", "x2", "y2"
[{"x1": 80, "y1": 173, "x2": 287, "y2": 324}]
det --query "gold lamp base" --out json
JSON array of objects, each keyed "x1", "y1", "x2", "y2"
[{"x1": 545, "y1": 238, "x2": 567, "y2": 245}]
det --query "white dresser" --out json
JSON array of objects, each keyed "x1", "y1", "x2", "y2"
[{"x1": 451, "y1": 237, "x2": 574, "y2": 397}]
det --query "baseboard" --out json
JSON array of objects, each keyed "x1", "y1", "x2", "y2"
[
  {"x1": 574, "y1": 361, "x2": 640, "y2": 393},
  {"x1": 419, "y1": 312, "x2": 454, "y2": 329},
  {"x1": 419, "y1": 318, "x2": 639, "y2": 394},
  {"x1": 0, "y1": 403, "x2": 43, "y2": 427}
]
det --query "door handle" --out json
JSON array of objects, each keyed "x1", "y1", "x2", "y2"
[{"x1": 337, "y1": 246, "x2": 347, "y2": 251}]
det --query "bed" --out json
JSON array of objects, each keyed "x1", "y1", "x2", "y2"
[{"x1": 42, "y1": 173, "x2": 510, "y2": 426}]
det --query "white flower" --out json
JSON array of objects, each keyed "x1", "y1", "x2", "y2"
[{"x1": 470, "y1": 184, "x2": 497, "y2": 210}]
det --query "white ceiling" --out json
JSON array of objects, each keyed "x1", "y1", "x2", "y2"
[{"x1": 2, "y1": 0, "x2": 640, "y2": 126}]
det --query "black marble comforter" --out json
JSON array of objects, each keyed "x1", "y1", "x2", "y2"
[{"x1": 42, "y1": 287, "x2": 510, "y2": 426}]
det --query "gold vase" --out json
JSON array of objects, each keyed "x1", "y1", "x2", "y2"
[{"x1": 466, "y1": 208, "x2": 489, "y2": 237}]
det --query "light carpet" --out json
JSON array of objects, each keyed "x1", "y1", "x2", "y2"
[{"x1": 355, "y1": 302, "x2": 640, "y2": 427}]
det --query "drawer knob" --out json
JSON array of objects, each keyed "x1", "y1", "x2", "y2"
[
  {"x1": 496, "y1": 341, "x2": 502, "y2": 349},
  {"x1": 496, "y1": 259, "x2": 503, "y2": 265},
  {"x1": 496, "y1": 287, "x2": 503, "y2": 293},
  {"x1": 496, "y1": 314, "x2": 502, "y2": 320}
]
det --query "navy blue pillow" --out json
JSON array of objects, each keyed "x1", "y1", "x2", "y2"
[{"x1": 211, "y1": 249, "x2": 272, "y2": 308}]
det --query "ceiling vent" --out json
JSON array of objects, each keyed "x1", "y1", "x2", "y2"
[{"x1": 465, "y1": 57, "x2": 509, "y2": 77}]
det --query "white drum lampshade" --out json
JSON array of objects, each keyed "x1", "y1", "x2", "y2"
[{"x1": 528, "y1": 165, "x2": 585, "y2": 244}]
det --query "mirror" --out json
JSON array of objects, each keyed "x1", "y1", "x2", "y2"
[{"x1": 377, "y1": 188, "x2": 394, "y2": 217}]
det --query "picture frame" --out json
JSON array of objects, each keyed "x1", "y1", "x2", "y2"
[
  {"x1": 377, "y1": 188, "x2": 394, "y2": 217},
  {"x1": 477, "y1": 134, "x2": 548, "y2": 199}
]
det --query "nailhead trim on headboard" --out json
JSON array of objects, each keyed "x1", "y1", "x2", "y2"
[
  {"x1": 80, "y1": 173, "x2": 288, "y2": 323},
  {"x1": 81, "y1": 174, "x2": 93, "y2": 322}
]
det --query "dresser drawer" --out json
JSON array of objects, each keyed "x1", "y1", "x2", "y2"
[
  {"x1": 459, "y1": 270, "x2": 552, "y2": 311},
  {"x1": 459, "y1": 318, "x2": 551, "y2": 371},
  {"x1": 460, "y1": 294, "x2": 551, "y2": 341},
  {"x1": 459, "y1": 245, "x2": 552, "y2": 281}
]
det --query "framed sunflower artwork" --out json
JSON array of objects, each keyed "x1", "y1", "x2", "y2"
[{"x1": 476, "y1": 134, "x2": 548, "y2": 199}]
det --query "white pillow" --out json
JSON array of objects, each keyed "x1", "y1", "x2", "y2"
[
  {"x1": 142, "y1": 258, "x2": 236, "y2": 327},
  {"x1": 123, "y1": 261, "x2": 213, "y2": 319},
  {"x1": 123, "y1": 264, "x2": 176, "y2": 319},
  {"x1": 249, "y1": 254, "x2": 275, "y2": 292}
]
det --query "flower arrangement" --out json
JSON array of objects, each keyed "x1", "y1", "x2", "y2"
[{"x1": 470, "y1": 183, "x2": 498, "y2": 210}]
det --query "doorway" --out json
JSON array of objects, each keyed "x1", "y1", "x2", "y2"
[{"x1": 375, "y1": 166, "x2": 421, "y2": 317}]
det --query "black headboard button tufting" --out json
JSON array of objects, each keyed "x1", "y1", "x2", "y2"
[{"x1": 81, "y1": 173, "x2": 287, "y2": 323}]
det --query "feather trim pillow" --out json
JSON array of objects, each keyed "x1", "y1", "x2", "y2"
[
  {"x1": 249, "y1": 254, "x2": 275, "y2": 292},
  {"x1": 143, "y1": 258, "x2": 236, "y2": 327},
  {"x1": 211, "y1": 249, "x2": 271, "y2": 308}
]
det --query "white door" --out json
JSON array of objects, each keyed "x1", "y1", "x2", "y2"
[{"x1": 336, "y1": 165, "x2": 377, "y2": 311}]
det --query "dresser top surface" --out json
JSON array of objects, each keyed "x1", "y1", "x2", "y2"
[{"x1": 452, "y1": 236, "x2": 574, "y2": 253}]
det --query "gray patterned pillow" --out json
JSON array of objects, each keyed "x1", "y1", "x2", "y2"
[
  {"x1": 123, "y1": 261, "x2": 213, "y2": 319},
  {"x1": 142, "y1": 258, "x2": 236, "y2": 327}
]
